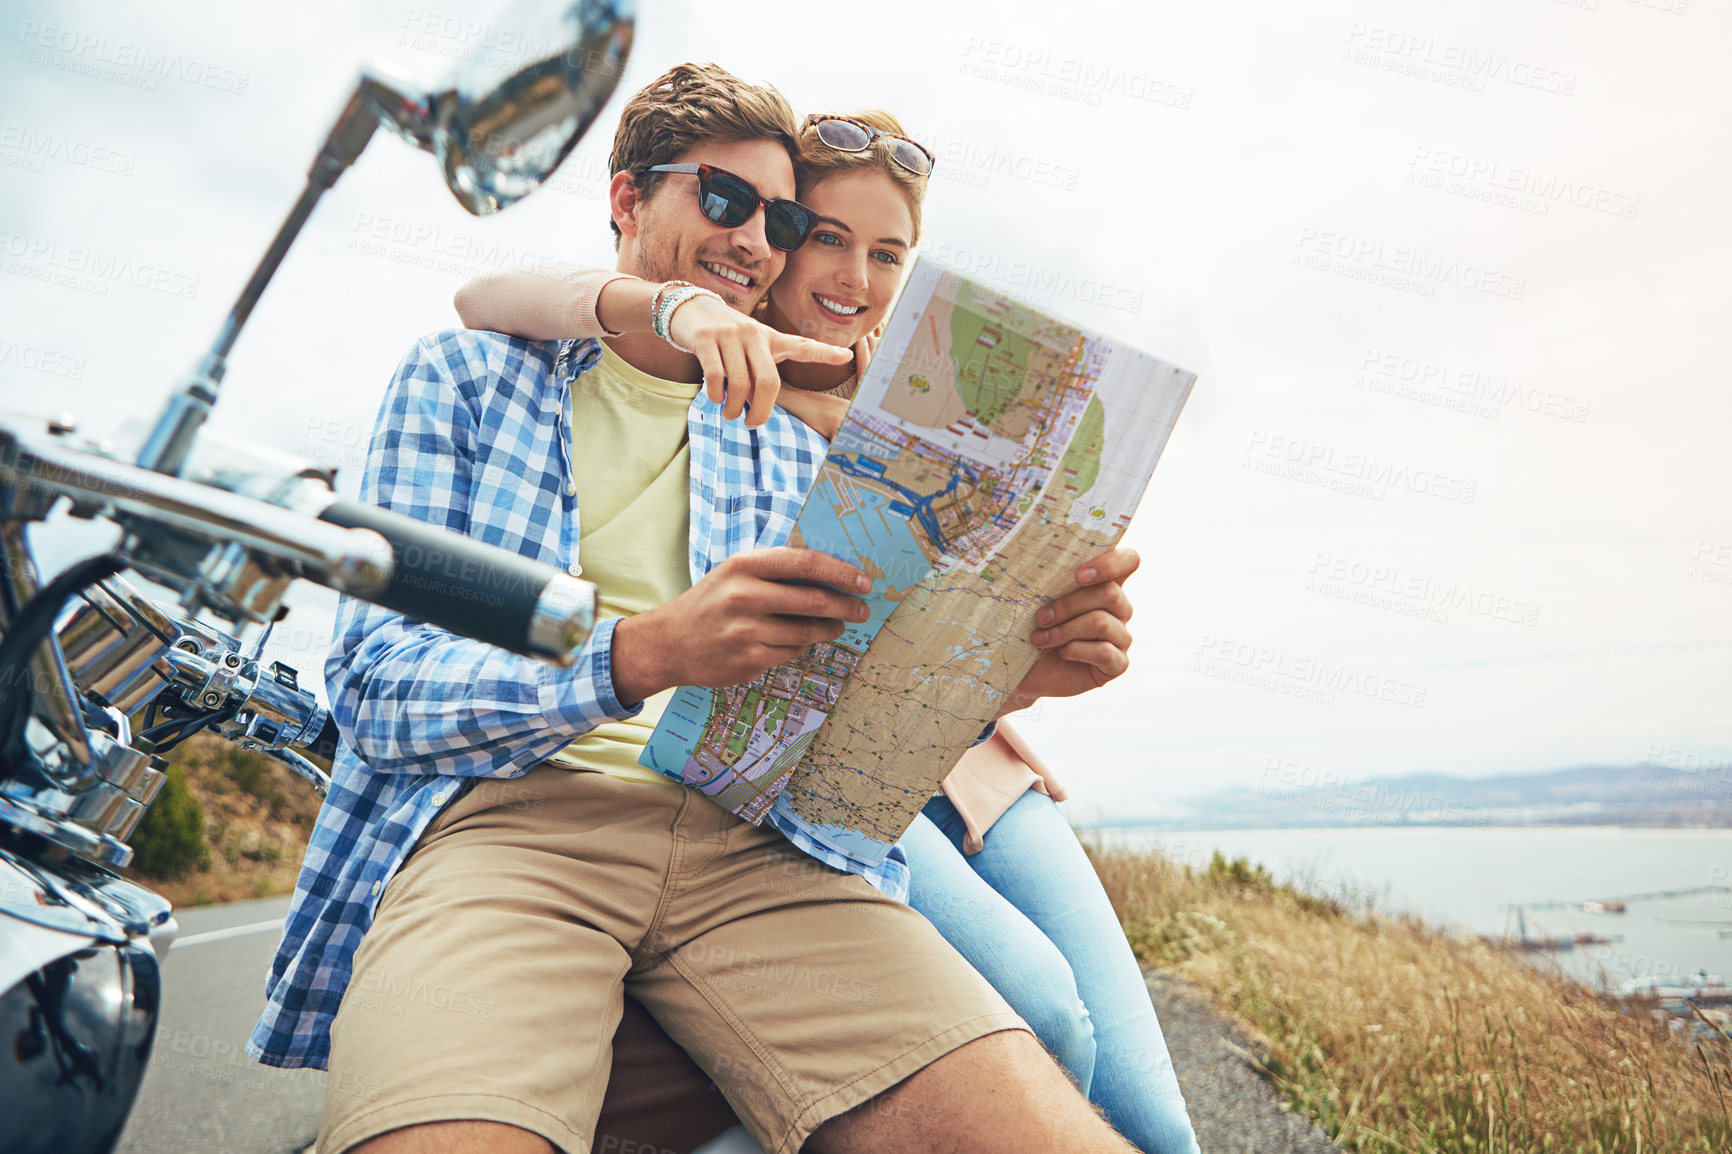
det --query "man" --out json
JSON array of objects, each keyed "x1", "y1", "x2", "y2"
[{"x1": 249, "y1": 63, "x2": 1142, "y2": 1154}]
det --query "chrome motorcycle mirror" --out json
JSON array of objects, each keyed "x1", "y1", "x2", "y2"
[
  {"x1": 134, "y1": 0, "x2": 635, "y2": 478},
  {"x1": 381, "y1": 0, "x2": 637, "y2": 214}
]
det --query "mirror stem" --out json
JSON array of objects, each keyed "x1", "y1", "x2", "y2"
[{"x1": 136, "y1": 81, "x2": 386, "y2": 476}]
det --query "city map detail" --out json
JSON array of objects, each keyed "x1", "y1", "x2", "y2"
[{"x1": 641, "y1": 261, "x2": 1196, "y2": 860}]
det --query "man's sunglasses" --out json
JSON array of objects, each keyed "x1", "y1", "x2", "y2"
[
  {"x1": 632, "y1": 163, "x2": 816, "y2": 252},
  {"x1": 804, "y1": 114, "x2": 936, "y2": 177}
]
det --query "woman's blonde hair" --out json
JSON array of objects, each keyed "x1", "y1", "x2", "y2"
[{"x1": 794, "y1": 110, "x2": 929, "y2": 245}]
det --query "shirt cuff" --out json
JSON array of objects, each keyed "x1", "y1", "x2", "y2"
[{"x1": 537, "y1": 615, "x2": 643, "y2": 728}]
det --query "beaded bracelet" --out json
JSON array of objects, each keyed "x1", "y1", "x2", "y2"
[{"x1": 651, "y1": 280, "x2": 725, "y2": 354}]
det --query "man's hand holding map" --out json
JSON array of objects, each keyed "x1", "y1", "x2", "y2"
[{"x1": 641, "y1": 260, "x2": 1197, "y2": 865}]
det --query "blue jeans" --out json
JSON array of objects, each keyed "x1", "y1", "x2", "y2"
[{"x1": 900, "y1": 791, "x2": 1200, "y2": 1154}]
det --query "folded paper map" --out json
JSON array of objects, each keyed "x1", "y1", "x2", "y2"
[{"x1": 641, "y1": 259, "x2": 1196, "y2": 863}]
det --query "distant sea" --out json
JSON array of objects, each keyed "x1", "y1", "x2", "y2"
[{"x1": 1087, "y1": 825, "x2": 1732, "y2": 990}]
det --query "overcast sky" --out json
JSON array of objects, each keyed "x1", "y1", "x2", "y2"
[{"x1": 2, "y1": 0, "x2": 1728, "y2": 822}]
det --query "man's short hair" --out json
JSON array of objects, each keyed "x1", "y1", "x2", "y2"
[{"x1": 607, "y1": 62, "x2": 801, "y2": 247}]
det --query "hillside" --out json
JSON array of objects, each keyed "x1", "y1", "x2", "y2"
[
  {"x1": 1090, "y1": 844, "x2": 1732, "y2": 1152},
  {"x1": 120, "y1": 734, "x2": 325, "y2": 906},
  {"x1": 1108, "y1": 763, "x2": 1732, "y2": 831}
]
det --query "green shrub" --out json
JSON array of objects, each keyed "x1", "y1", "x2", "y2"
[
  {"x1": 128, "y1": 763, "x2": 211, "y2": 879},
  {"x1": 1207, "y1": 849, "x2": 1274, "y2": 890}
]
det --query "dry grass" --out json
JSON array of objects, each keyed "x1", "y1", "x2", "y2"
[{"x1": 1089, "y1": 844, "x2": 1732, "y2": 1153}]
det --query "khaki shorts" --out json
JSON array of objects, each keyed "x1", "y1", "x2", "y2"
[{"x1": 319, "y1": 765, "x2": 1026, "y2": 1154}]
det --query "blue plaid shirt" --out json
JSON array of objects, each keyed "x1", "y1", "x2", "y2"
[{"x1": 247, "y1": 330, "x2": 910, "y2": 1070}]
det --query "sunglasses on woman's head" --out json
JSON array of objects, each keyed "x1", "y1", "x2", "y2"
[
  {"x1": 804, "y1": 114, "x2": 936, "y2": 177},
  {"x1": 632, "y1": 163, "x2": 816, "y2": 252}
]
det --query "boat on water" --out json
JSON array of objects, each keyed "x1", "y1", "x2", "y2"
[
  {"x1": 1492, "y1": 909, "x2": 1622, "y2": 952},
  {"x1": 1502, "y1": 932, "x2": 1622, "y2": 952},
  {"x1": 1622, "y1": 970, "x2": 1732, "y2": 1005}
]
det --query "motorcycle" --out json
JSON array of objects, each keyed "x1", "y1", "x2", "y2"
[{"x1": 0, "y1": 2, "x2": 635, "y2": 1149}]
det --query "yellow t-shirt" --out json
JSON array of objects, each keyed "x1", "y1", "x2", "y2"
[{"x1": 544, "y1": 345, "x2": 699, "y2": 785}]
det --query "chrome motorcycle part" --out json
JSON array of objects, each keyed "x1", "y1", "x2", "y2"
[
  {"x1": 134, "y1": 0, "x2": 637, "y2": 478},
  {"x1": 317, "y1": 496, "x2": 600, "y2": 664},
  {"x1": 57, "y1": 579, "x2": 176, "y2": 717},
  {"x1": 1, "y1": 2, "x2": 638, "y2": 1142},
  {"x1": 0, "y1": 424, "x2": 395, "y2": 609},
  {"x1": 422, "y1": 0, "x2": 636, "y2": 214},
  {"x1": 1, "y1": 525, "x2": 98, "y2": 788}
]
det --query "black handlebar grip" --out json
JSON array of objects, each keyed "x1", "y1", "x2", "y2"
[
  {"x1": 305, "y1": 713, "x2": 340, "y2": 762},
  {"x1": 316, "y1": 498, "x2": 597, "y2": 665}
]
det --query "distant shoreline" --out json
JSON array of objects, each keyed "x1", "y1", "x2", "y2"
[
  {"x1": 1080, "y1": 762, "x2": 1732, "y2": 834},
  {"x1": 1077, "y1": 819, "x2": 1732, "y2": 832}
]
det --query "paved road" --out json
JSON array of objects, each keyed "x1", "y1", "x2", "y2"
[
  {"x1": 1149, "y1": 970, "x2": 1343, "y2": 1154},
  {"x1": 115, "y1": 895, "x2": 325, "y2": 1154},
  {"x1": 109, "y1": 896, "x2": 1340, "y2": 1154}
]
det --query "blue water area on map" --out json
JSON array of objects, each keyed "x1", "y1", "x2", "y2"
[
  {"x1": 770, "y1": 794, "x2": 896, "y2": 864},
  {"x1": 639, "y1": 685, "x2": 714, "y2": 776},
  {"x1": 798, "y1": 472, "x2": 938, "y2": 650},
  {"x1": 833, "y1": 451, "x2": 980, "y2": 557},
  {"x1": 641, "y1": 444, "x2": 949, "y2": 787},
  {"x1": 801, "y1": 475, "x2": 934, "y2": 589}
]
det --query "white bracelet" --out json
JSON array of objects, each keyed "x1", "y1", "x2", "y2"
[{"x1": 652, "y1": 282, "x2": 725, "y2": 354}]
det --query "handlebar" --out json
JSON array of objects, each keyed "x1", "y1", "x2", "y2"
[
  {"x1": 315, "y1": 498, "x2": 598, "y2": 665},
  {"x1": 0, "y1": 423, "x2": 598, "y2": 666},
  {"x1": 0, "y1": 426, "x2": 392, "y2": 597}
]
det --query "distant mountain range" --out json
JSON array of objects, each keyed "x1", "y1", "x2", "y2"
[{"x1": 1082, "y1": 764, "x2": 1732, "y2": 830}]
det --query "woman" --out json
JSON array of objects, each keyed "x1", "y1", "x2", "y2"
[{"x1": 456, "y1": 110, "x2": 1199, "y2": 1154}]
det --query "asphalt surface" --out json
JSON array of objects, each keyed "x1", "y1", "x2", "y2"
[
  {"x1": 110, "y1": 896, "x2": 1341, "y2": 1154},
  {"x1": 115, "y1": 895, "x2": 325, "y2": 1154},
  {"x1": 1149, "y1": 970, "x2": 1344, "y2": 1154}
]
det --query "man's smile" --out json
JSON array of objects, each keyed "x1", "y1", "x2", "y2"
[{"x1": 699, "y1": 259, "x2": 758, "y2": 290}]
